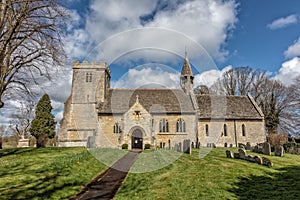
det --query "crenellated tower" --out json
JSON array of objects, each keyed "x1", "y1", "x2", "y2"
[{"x1": 58, "y1": 61, "x2": 110, "y2": 146}]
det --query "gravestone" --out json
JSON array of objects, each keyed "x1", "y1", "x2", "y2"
[
  {"x1": 262, "y1": 142, "x2": 271, "y2": 156},
  {"x1": 183, "y1": 139, "x2": 191, "y2": 154},
  {"x1": 262, "y1": 157, "x2": 273, "y2": 167},
  {"x1": 274, "y1": 145, "x2": 284, "y2": 157},
  {"x1": 247, "y1": 155, "x2": 255, "y2": 163},
  {"x1": 246, "y1": 142, "x2": 251, "y2": 150},
  {"x1": 230, "y1": 144, "x2": 233, "y2": 148},
  {"x1": 254, "y1": 155, "x2": 263, "y2": 164},
  {"x1": 238, "y1": 143, "x2": 246, "y2": 150},
  {"x1": 226, "y1": 150, "x2": 233, "y2": 158},
  {"x1": 238, "y1": 148, "x2": 247, "y2": 159},
  {"x1": 178, "y1": 142, "x2": 182, "y2": 152},
  {"x1": 233, "y1": 153, "x2": 240, "y2": 159},
  {"x1": 17, "y1": 138, "x2": 29, "y2": 148},
  {"x1": 224, "y1": 142, "x2": 228, "y2": 147}
]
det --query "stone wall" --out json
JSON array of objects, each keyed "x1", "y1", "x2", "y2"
[
  {"x1": 198, "y1": 119, "x2": 265, "y2": 147},
  {"x1": 58, "y1": 61, "x2": 109, "y2": 147}
]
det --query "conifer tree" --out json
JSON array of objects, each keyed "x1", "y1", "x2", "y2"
[{"x1": 30, "y1": 94, "x2": 56, "y2": 147}]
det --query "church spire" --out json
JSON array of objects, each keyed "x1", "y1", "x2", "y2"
[{"x1": 180, "y1": 51, "x2": 194, "y2": 94}]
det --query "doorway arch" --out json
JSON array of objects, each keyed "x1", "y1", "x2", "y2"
[{"x1": 131, "y1": 129, "x2": 143, "y2": 149}]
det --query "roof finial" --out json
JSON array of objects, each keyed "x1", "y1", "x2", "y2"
[{"x1": 136, "y1": 94, "x2": 139, "y2": 103}]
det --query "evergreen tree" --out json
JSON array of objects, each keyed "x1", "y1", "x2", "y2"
[{"x1": 30, "y1": 94, "x2": 56, "y2": 147}]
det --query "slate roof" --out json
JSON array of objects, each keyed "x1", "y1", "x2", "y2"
[
  {"x1": 99, "y1": 88, "x2": 195, "y2": 114},
  {"x1": 196, "y1": 94, "x2": 264, "y2": 120}
]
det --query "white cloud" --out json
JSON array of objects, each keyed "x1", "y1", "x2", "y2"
[
  {"x1": 112, "y1": 66, "x2": 180, "y2": 88},
  {"x1": 194, "y1": 65, "x2": 232, "y2": 87},
  {"x1": 267, "y1": 14, "x2": 298, "y2": 30},
  {"x1": 284, "y1": 37, "x2": 300, "y2": 58},
  {"x1": 275, "y1": 57, "x2": 300, "y2": 85},
  {"x1": 71, "y1": 0, "x2": 238, "y2": 62}
]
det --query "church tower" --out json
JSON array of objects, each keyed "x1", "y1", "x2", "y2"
[{"x1": 180, "y1": 53, "x2": 194, "y2": 95}]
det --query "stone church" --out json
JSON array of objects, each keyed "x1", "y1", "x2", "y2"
[{"x1": 58, "y1": 56, "x2": 266, "y2": 149}]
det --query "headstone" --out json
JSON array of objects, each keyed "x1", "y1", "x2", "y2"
[
  {"x1": 247, "y1": 155, "x2": 255, "y2": 163},
  {"x1": 262, "y1": 142, "x2": 271, "y2": 156},
  {"x1": 226, "y1": 150, "x2": 233, "y2": 158},
  {"x1": 183, "y1": 139, "x2": 191, "y2": 154},
  {"x1": 224, "y1": 142, "x2": 228, "y2": 147},
  {"x1": 233, "y1": 153, "x2": 240, "y2": 159},
  {"x1": 246, "y1": 142, "x2": 251, "y2": 150},
  {"x1": 230, "y1": 144, "x2": 233, "y2": 148},
  {"x1": 238, "y1": 148, "x2": 247, "y2": 159},
  {"x1": 262, "y1": 157, "x2": 273, "y2": 167},
  {"x1": 238, "y1": 143, "x2": 246, "y2": 150},
  {"x1": 274, "y1": 145, "x2": 284, "y2": 157},
  {"x1": 17, "y1": 138, "x2": 30, "y2": 148},
  {"x1": 254, "y1": 155, "x2": 262, "y2": 164}
]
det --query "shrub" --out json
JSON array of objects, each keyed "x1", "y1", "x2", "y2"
[
  {"x1": 122, "y1": 143, "x2": 128, "y2": 149},
  {"x1": 268, "y1": 133, "x2": 288, "y2": 147},
  {"x1": 144, "y1": 143, "x2": 151, "y2": 149}
]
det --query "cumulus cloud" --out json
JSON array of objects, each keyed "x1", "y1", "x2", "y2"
[
  {"x1": 72, "y1": 0, "x2": 238, "y2": 62},
  {"x1": 275, "y1": 57, "x2": 300, "y2": 85},
  {"x1": 112, "y1": 65, "x2": 180, "y2": 88},
  {"x1": 267, "y1": 14, "x2": 298, "y2": 30},
  {"x1": 284, "y1": 37, "x2": 300, "y2": 59},
  {"x1": 194, "y1": 65, "x2": 232, "y2": 87}
]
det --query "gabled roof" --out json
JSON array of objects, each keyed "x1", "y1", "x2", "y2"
[
  {"x1": 99, "y1": 88, "x2": 195, "y2": 114},
  {"x1": 196, "y1": 94, "x2": 264, "y2": 120}
]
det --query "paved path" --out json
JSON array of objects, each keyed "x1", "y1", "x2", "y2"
[{"x1": 71, "y1": 151, "x2": 140, "y2": 200}]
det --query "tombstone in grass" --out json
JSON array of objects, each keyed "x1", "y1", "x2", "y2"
[
  {"x1": 230, "y1": 144, "x2": 233, "y2": 148},
  {"x1": 254, "y1": 155, "x2": 263, "y2": 164},
  {"x1": 238, "y1": 148, "x2": 247, "y2": 159},
  {"x1": 262, "y1": 157, "x2": 273, "y2": 167},
  {"x1": 179, "y1": 142, "x2": 182, "y2": 152},
  {"x1": 246, "y1": 142, "x2": 251, "y2": 150},
  {"x1": 238, "y1": 143, "x2": 246, "y2": 150},
  {"x1": 183, "y1": 139, "x2": 191, "y2": 154},
  {"x1": 274, "y1": 145, "x2": 284, "y2": 157},
  {"x1": 226, "y1": 150, "x2": 233, "y2": 158},
  {"x1": 262, "y1": 142, "x2": 271, "y2": 156}
]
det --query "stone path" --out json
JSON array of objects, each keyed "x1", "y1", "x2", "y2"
[{"x1": 70, "y1": 151, "x2": 140, "y2": 200}]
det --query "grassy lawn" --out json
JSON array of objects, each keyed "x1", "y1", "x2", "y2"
[
  {"x1": 116, "y1": 148, "x2": 300, "y2": 200},
  {"x1": 0, "y1": 147, "x2": 107, "y2": 199}
]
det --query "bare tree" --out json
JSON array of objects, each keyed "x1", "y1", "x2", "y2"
[
  {"x1": 9, "y1": 101, "x2": 35, "y2": 139},
  {"x1": 209, "y1": 67, "x2": 300, "y2": 136},
  {"x1": 0, "y1": 0, "x2": 67, "y2": 109}
]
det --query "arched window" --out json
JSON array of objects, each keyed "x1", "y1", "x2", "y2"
[
  {"x1": 113, "y1": 123, "x2": 121, "y2": 134},
  {"x1": 176, "y1": 118, "x2": 186, "y2": 132},
  {"x1": 86, "y1": 72, "x2": 92, "y2": 82},
  {"x1": 205, "y1": 124, "x2": 209, "y2": 136},
  {"x1": 242, "y1": 124, "x2": 246, "y2": 136},
  {"x1": 223, "y1": 124, "x2": 227, "y2": 136},
  {"x1": 159, "y1": 119, "x2": 169, "y2": 132}
]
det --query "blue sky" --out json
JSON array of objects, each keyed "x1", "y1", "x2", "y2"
[
  {"x1": 1, "y1": 0, "x2": 300, "y2": 128},
  {"x1": 62, "y1": 0, "x2": 300, "y2": 86},
  {"x1": 224, "y1": 0, "x2": 300, "y2": 72}
]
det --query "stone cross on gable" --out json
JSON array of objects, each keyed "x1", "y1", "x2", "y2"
[{"x1": 136, "y1": 94, "x2": 139, "y2": 103}]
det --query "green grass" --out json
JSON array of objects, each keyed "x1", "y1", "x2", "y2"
[
  {"x1": 0, "y1": 147, "x2": 107, "y2": 200},
  {"x1": 116, "y1": 148, "x2": 300, "y2": 200},
  {"x1": 1, "y1": 147, "x2": 299, "y2": 199}
]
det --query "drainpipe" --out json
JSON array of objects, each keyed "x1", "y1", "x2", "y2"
[{"x1": 234, "y1": 119, "x2": 237, "y2": 147}]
